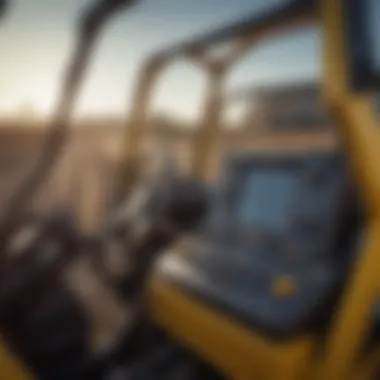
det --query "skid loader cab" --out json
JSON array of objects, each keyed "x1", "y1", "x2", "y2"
[{"x1": 1, "y1": 0, "x2": 380, "y2": 380}]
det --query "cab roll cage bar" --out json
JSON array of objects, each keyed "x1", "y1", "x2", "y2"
[
  {"x1": 0, "y1": 0, "x2": 137, "y2": 252},
  {"x1": 114, "y1": 0, "x2": 317, "y2": 202}
]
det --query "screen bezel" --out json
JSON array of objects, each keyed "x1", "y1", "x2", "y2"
[{"x1": 220, "y1": 151, "x2": 344, "y2": 232}]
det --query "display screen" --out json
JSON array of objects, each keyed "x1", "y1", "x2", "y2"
[{"x1": 238, "y1": 169, "x2": 297, "y2": 231}]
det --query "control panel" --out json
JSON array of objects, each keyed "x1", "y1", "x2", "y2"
[
  {"x1": 157, "y1": 150, "x2": 360, "y2": 338},
  {"x1": 220, "y1": 151, "x2": 348, "y2": 257}
]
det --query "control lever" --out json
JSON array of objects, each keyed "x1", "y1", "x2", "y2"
[
  {"x1": 95, "y1": 178, "x2": 209, "y2": 301},
  {"x1": 0, "y1": 210, "x2": 80, "y2": 308}
]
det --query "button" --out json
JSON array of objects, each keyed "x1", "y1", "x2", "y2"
[{"x1": 272, "y1": 275, "x2": 296, "y2": 298}]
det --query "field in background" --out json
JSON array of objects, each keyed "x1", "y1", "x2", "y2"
[{"x1": 0, "y1": 123, "x2": 338, "y2": 225}]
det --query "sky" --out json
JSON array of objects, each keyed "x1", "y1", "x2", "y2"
[{"x1": 0, "y1": 0, "x2": 320, "y2": 120}]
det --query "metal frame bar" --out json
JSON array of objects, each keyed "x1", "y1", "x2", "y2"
[
  {"x1": 114, "y1": 0, "x2": 317, "y2": 203},
  {"x1": 0, "y1": 0, "x2": 138, "y2": 248},
  {"x1": 318, "y1": 0, "x2": 380, "y2": 379}
]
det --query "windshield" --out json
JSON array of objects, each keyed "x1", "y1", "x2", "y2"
[{"x1": 0, "y1": 0, "x2": 322, "y2": 210}]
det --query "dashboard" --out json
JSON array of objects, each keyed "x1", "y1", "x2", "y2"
[{"x1": 156, "y1": 150, "x2": 360, "y2": 339}]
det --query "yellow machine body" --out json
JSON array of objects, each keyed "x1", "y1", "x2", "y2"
[
  {"x1": 0, "y1": 340, "x2": 33, "y2": 380},
  {"x1": 150, "y1": 277, "x2": 315, "y2": 380}
]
